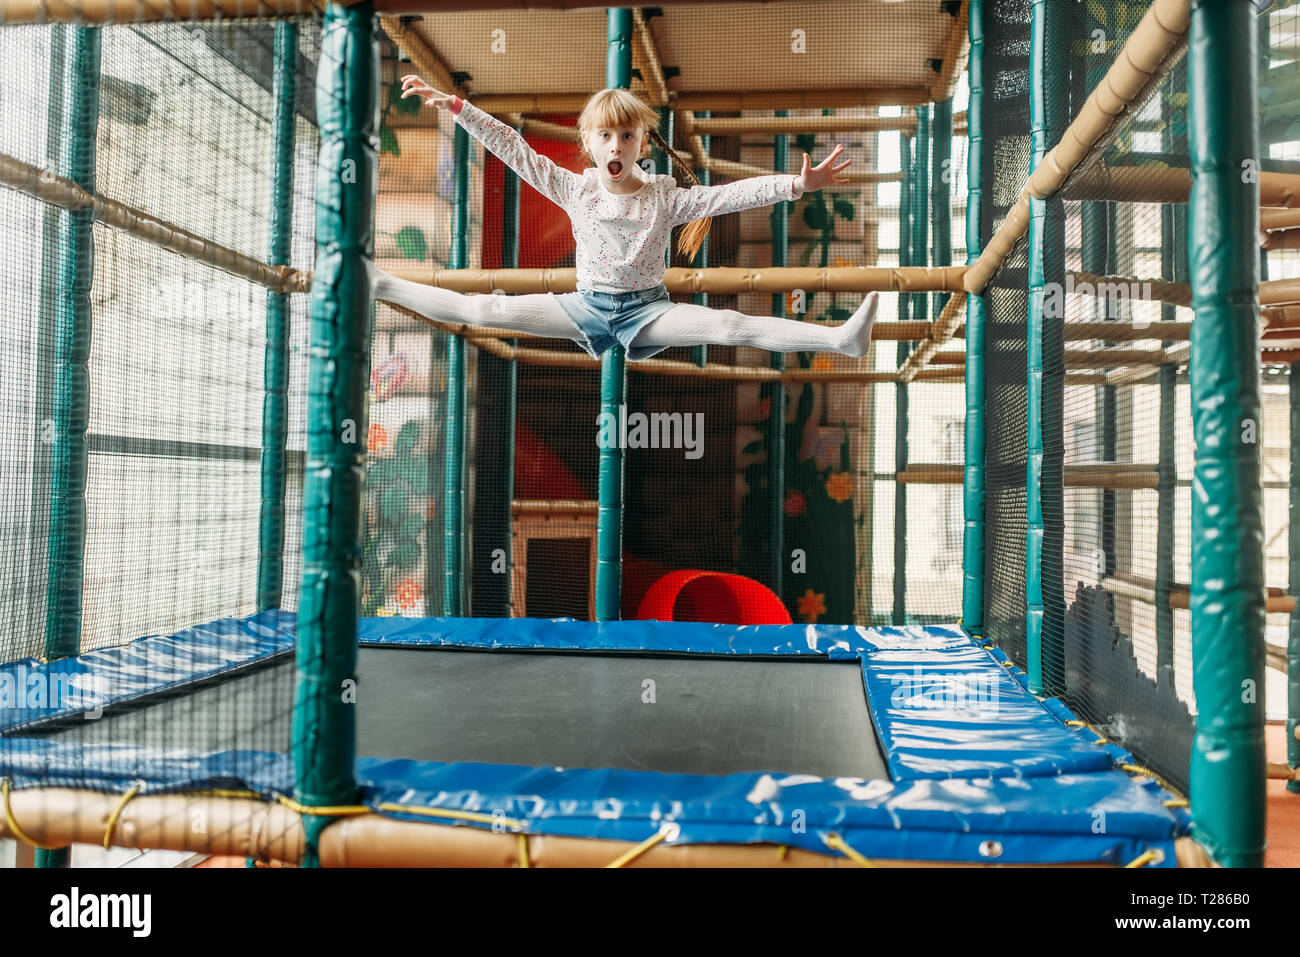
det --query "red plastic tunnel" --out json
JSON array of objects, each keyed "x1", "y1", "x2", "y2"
[{"x1": 635, "y1": 570, "x2": 792, "y2": 625}]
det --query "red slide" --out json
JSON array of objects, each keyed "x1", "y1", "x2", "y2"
[{"x1": 635, "y1": 570, "x2": 792, "y2": 625}]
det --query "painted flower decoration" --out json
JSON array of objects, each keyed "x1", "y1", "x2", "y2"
[
  {"x1": 811, "y1": 354, "x2": 833, "y2": 372},
  {"x1": 783, "y1": 490, "x2": 807, "y2": 518},
  {"x1": 393, "y1": 578, "x2": 422, "y2": 613},
  {"x1": 825, "y1": 471, "x2": 854, "y2": 503},
  {"x1": 797, "y1": 589, "x2": 827, "y2": 623},
  {"x1": 368, "y1": 423, "x2": 388, "y2": 452}
]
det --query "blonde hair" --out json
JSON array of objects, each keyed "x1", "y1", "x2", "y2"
[{"x1": 577, "y1": 88, "x2": 712, "y2": 263}]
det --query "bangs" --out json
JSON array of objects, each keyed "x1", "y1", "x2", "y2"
[{"x1": 579, "y1": 89, "x2": 657, "y2": 135}]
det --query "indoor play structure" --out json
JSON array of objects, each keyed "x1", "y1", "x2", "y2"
[{"x1": 0, "y1": 0, "x2": 1296, "y2": 867}]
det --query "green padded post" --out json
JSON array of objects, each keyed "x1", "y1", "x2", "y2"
[
  {"x1": 43, "y1": 25, "x2": 100, "y2": 670},
  {"x1": 931, "y1": 98, "x2": 952, "y2": 297},
  {"x1": 442, "y1": 122, "x2": 469, "y2": 615},
  {"x1": 1155, "y1": 60, "x2": 1188, "y2": 670},
  {"x1": 292, "y1": 0, "x2": 377, "y2": 866},
  {"x1": 595, "y1": 7, "x2": 633, "y2": 622},
  {"x1": 893, "y1": 124, "x2": 912, "y2": 625},
  {"x1": 36, "y1": 23, "x2": 99, "y2": 873},
  {"x1": 895, "y1": 105, "x2": 928, "y2": 625},
  {"x1": 1026, "y1": 0, "x2": 1067, "y2": 695},
  {"x1": 768, "y1": 111, "x2": 788, "y2": 598},
  {"x1": 1290, "y1": 359, "x2": 1300, "y2": 793},
  {"x1": 258, "y1": 21, "x2": 299, "y2": 613},
  {"x1": 690, "y1": 112, "x2": 711, "y2": 368},
  {"x1": 962, "y1": 0, "x2": 986, "y2": 634},
  {"x1": 1187, "y1": 0, "x2": 1265, "y2": 868}
]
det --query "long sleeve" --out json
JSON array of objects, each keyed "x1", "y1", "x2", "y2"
[
  {"x1": 453, "y1": 99, "x2": 580, "y2": 209},
  {"x1": 665, "y1": 173, "x2": 801, "y2": 225}
]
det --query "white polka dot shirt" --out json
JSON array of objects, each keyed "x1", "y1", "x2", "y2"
[{"x1": 454, "y1": 99, "x2": 803, "y2": 293}]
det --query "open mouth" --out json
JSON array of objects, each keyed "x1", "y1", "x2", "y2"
[{"x1": 607, "y1": 160, "x2": 623, "y2": 177}]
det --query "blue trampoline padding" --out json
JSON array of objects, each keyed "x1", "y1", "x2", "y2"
[
  {"x1": 0, "y1": 610, "x2": 295, "y2": 734},
  {"x1": 0, "y1": 612, "x2": 1194, "y2": 865},
  {"x1": 0, "y1": 739, "x2": 1187, "y2": 865}
]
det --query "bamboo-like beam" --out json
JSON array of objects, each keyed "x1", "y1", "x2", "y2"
[
  {"x1": 1265, "y1": 228, "x2": 1300, "y2": 251},
  {"x1": 0, "y1": 0, "x2": 317, "y2": 23},
  {"x1": 379, "y1": 15, "x2": 460, "y2": 96},
  {"x1": 1265, "y1": 304, "x2": 1300, "y2": 327},
  {"x1": 930, "y1": 347, "x2": 1180, "y2": 367},
  {"x1": 705, "y1": 155, "x2": 902, "y2": 186},
  {"x1": 1070, "y1": 271, "x2": 1192, "y2": 307},
  {"x1": 1264, "y1": 276, "x2": 1300, "y2": 305},
  {"x1": 6, "y1": 784, "x2": 1205, "y2": 867},
  {"x1": 0, "y1": 150, "x2": 305, "y2": 294},
  {"x1": 631, "y1": 8, "x2": 670, "y2": 108},
  {"x1": 0, "y1": 789, "x2": 306, "y2": 861},
  {"x1": 1262, "y1": 208, "x2": 1300, "y2": 231},
  {"x1": 384, "y1": 265, "x2": 969, "y2": 295},
  {"x1": 465, "y1": 89, "x2": 933, "y2": 115},
  {"x1": 1061, "y1": 165, "x2": 1300, "y2": 209},
  {"x1": 898, "y1": 463, "x2": 1161, "y2": 489},
  {"x1": 396, "y1": 313, "x2": 945, "y2": 344},
  {"x1": 930, "y1": 2, "x2": 971, "y2": 102},
  {"x1": 964, "y1": 0, "x2": 1191, "y2": 295},
  {"x1": 898, "y1": 292, "x2": 965, "y2": 381},
  {"x1": 689, "y1": 114, "x2": 919, "y2": 137},
  {"x1": 1101, "y1": 573, "x2": 1295, "y2": 615},
  {"x1": 1061, "y1": 320, "x2": 1192, "y2": 341}
]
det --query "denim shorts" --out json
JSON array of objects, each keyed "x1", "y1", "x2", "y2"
[{"x1": 554, "y1": 283, "x2": 678, "y2": 362}]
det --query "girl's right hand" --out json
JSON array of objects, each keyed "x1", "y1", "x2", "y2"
[{"x1": 400, "y1": 74, "x2": 456, "y2": 111}]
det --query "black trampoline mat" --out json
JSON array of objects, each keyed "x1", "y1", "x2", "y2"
[
  {"x1": 356, "y1": 647, "x2": 887, "y2": 780},
  {"x1": 29, "y1": 647, "x2": 888, "y2": 781}
]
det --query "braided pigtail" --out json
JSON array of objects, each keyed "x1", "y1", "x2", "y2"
[{"x1": 646, "y1": 127, "x2": 711, "y2": 263}]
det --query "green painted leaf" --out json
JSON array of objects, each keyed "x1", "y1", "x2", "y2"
[
  {"x1": 394, "y1": 225, "x2": 428, "y2": 261},
  {"x1": 379, "y1": 124, "x2": 400, "y2": 157},
  {"x1": 395, "y1": 420, "x2": 421, "y2": 455},
  {"x1": 833, "y1": 197, "x2": 856, "y2": 221},
  {"x1": 380, "y1": 486, "x2": 408, "y2": 522}
]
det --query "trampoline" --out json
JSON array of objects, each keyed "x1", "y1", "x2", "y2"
[{"x1": 0, "y1": 612, "x2": 1193, "y2": 867}]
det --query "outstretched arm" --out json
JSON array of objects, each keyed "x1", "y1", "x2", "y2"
[
  {"x1": 401, "y1": 75, "x2": 579, "y2": 210},
  {"x1": 666, "y1": 145, "x2": 853, "y2": 225}
]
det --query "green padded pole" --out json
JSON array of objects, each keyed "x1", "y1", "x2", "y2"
[
  {"x1": 893, "y1": 126, "x2": 912, "y2": 625},
  {"x1": 1289, "y1": 359, "x2": 1300, "y2": 793},
  {"x1": 258, "y1": 21, "x2": 299, "y2": 613},
  {"x1": 442, "y1": 121, "x2": 469, "y2": 615},
  {"x1": 690, "y1": 112, "x2": 711, "y2": 368},
  {"x1": 895, "y1": 106, "x2": 928, "y2": 625},
  {"x1": 1156, "y1": 60, "x2": 1188, "y2": 670},
  {"x1": 595, "y1": 7, "x2": 633, "y2": 622},
  {"x1": 768, "y1": 112, "x2": 788, "y2": 598},
  {"x1": 961, "y1": 0, "x2": 986, "y2": 634},
  {"x1": 1187, "y1": 0, "x2": 1265, "y2": 868},
  {"x1": 931, "y1": 98, "x2": 951, "y2": 301},
  {"x1": 292, "y1": 0, "x2": 377, "y2": 866},
  {"x1": 1025, "y1": 0, "x2": 1067, "y2": 695},
  {"x1": 36, "y1": 23, "x2": 98, "y2": 873},
  {"x1": 43, "y1": 25, "x2": 100, "y2": 673},
  {"x1": 502, "y1": 128, "x2": 521, "y2": 613}
]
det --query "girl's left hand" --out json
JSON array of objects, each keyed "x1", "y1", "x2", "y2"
[{"x1": 794, "y1": 145, "x2": 852, "y2": 193}]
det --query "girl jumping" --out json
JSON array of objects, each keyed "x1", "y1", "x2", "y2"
[{"x1": 372, "y1": 80, "x2": 879, "y2": 362}]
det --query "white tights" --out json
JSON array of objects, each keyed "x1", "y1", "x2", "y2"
[{"x1": 370, "y1": 268, "x2": 877, "y2": 358}]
